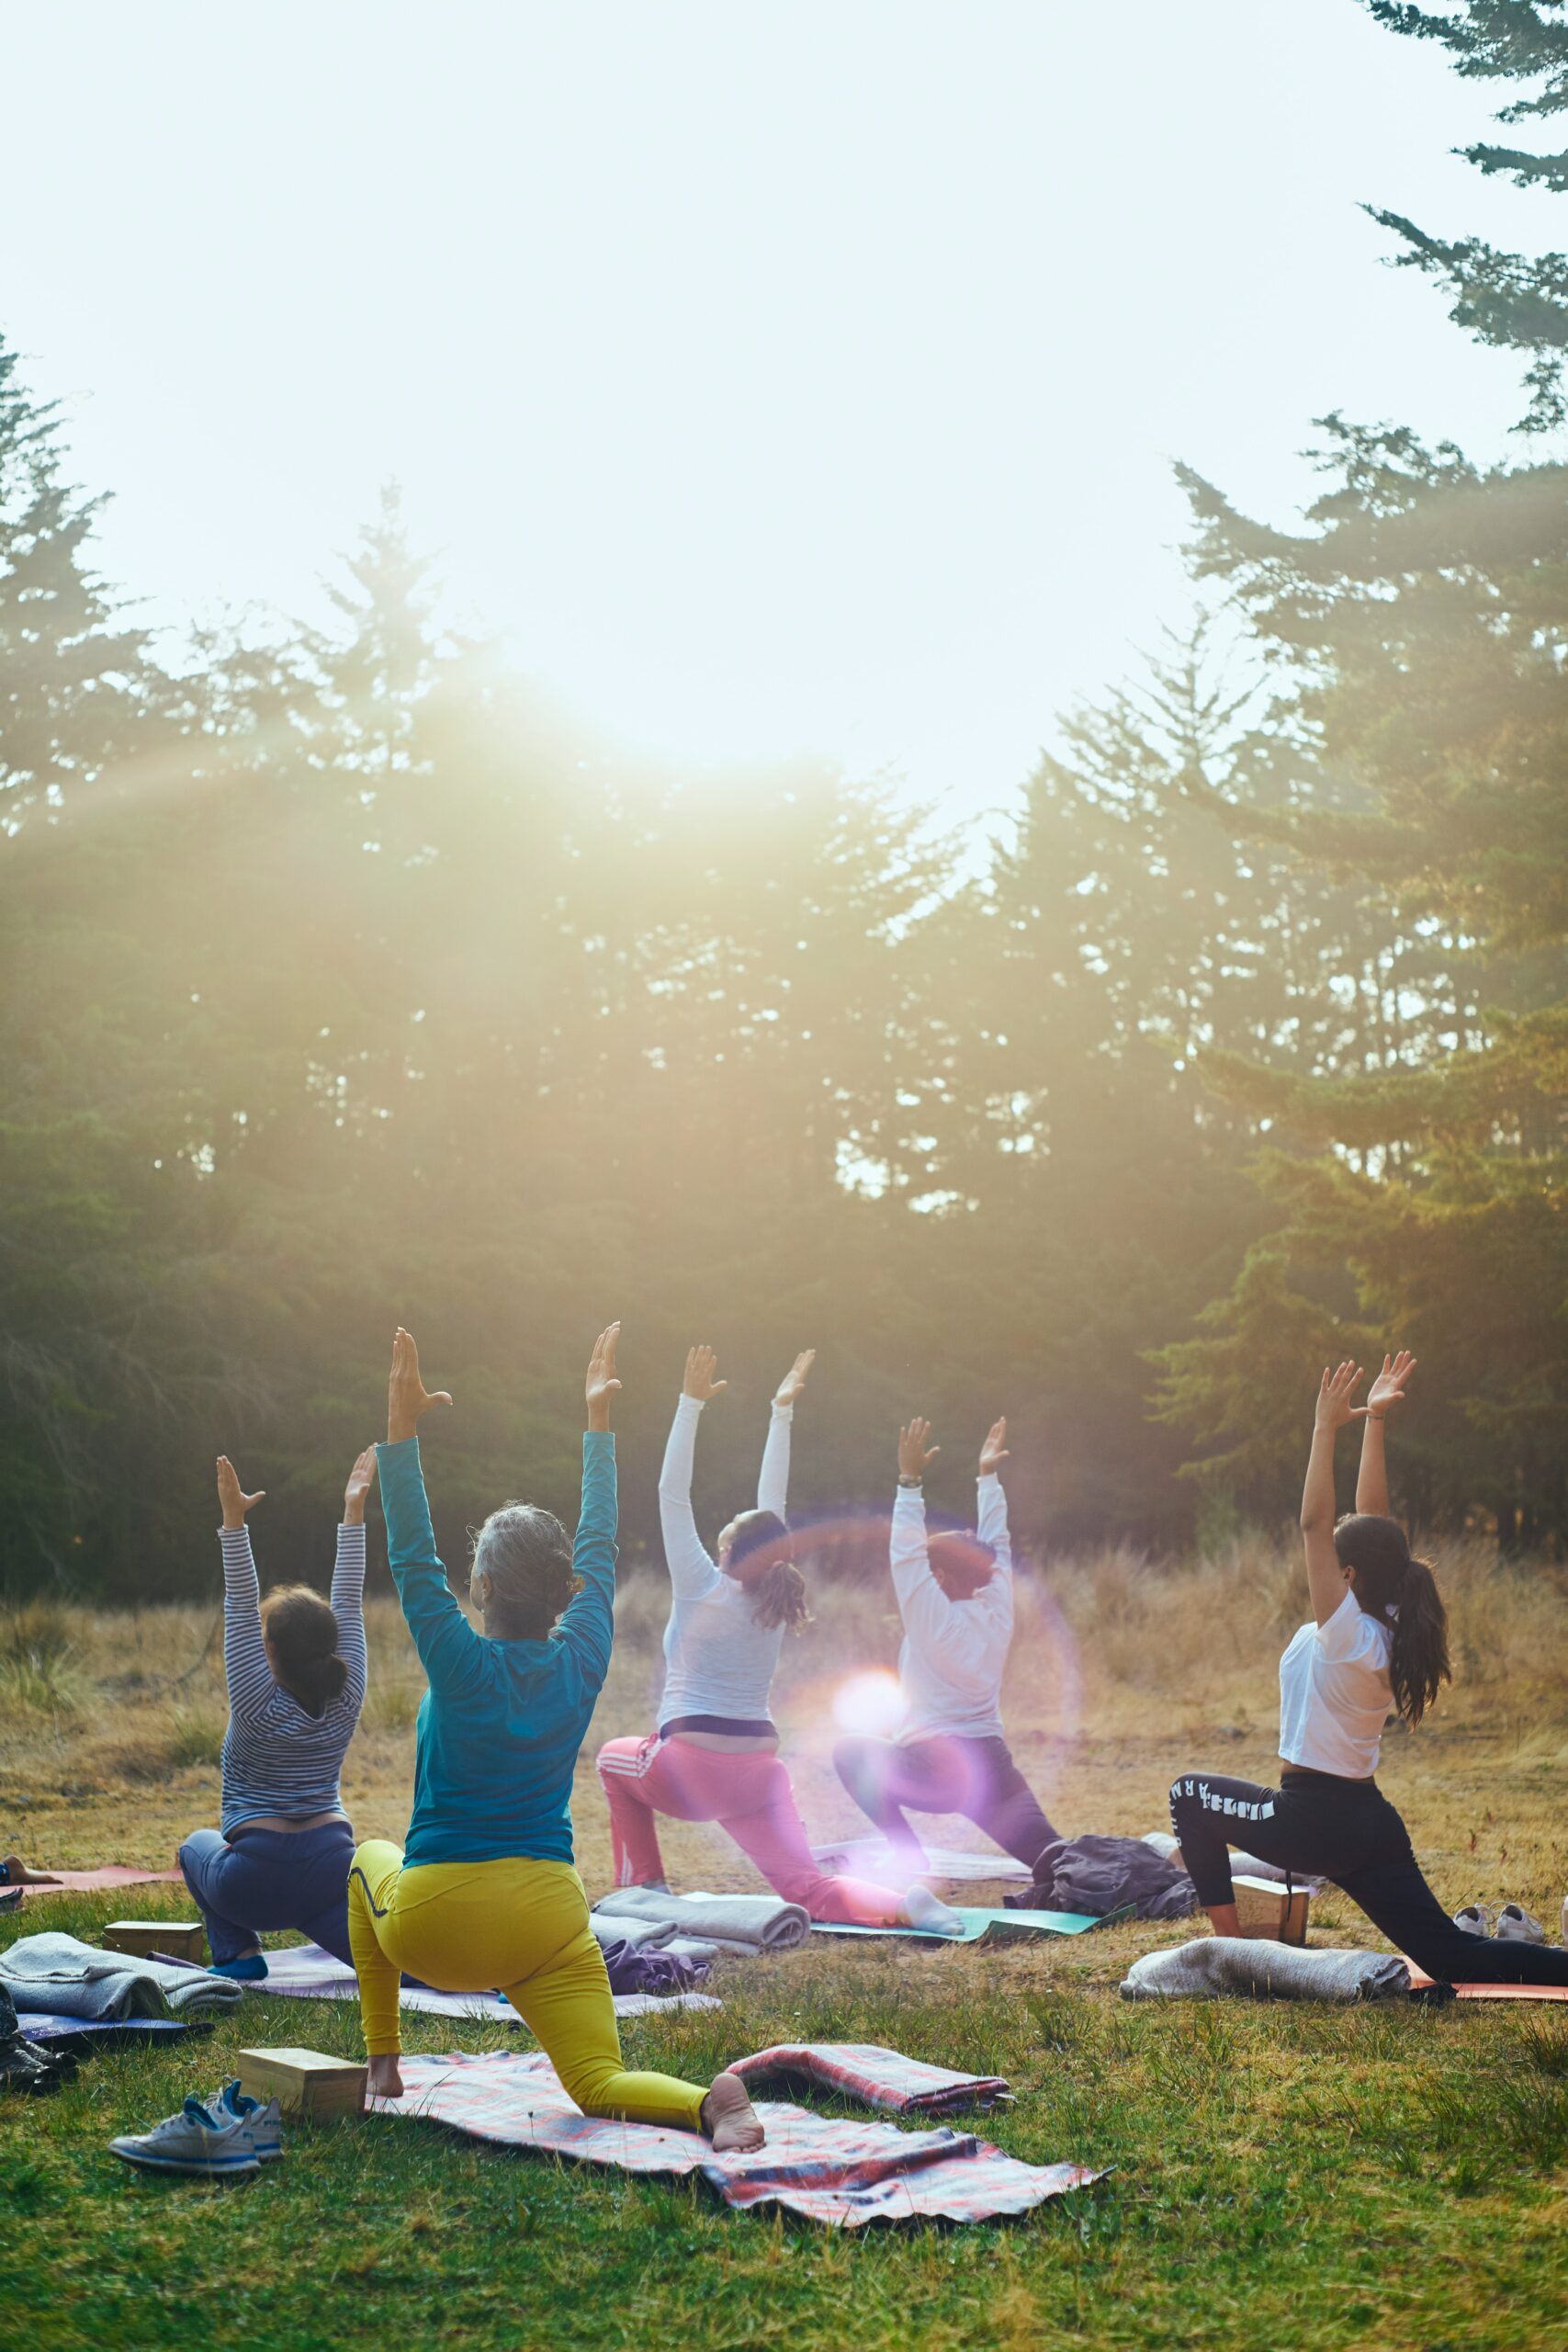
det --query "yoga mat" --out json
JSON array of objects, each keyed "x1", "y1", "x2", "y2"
[
  {"x1": 811, "y1": 1905, "x2": 1106, "y2": 1944},
  {"x1": 21, "y1": 2013, "x2": 204, "y2": 2043},
  {"x1": 372, "y1": 2049, "x2": 1102, "y2": 2226},
  {"x1": 257, "y1": 1940, "x2": 721, "y2": 2018},
  {"x1": 810, "y1": 1839, "x2": 1032, "y2": 1885},
  {"x1": 9, "y1": 1868, "x2": 186, "y2": 1901},
  {"x1": 1404, "y1": 1964, "x2": 1568, "y2": 2002}
]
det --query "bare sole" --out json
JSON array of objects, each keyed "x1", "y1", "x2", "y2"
[
  {"x1": 366, "y1": 2054, "x2": 405, "y2": 2100},
  {"x1": 701, "y1": 2068, "x2": 765, "y2": 2154}
]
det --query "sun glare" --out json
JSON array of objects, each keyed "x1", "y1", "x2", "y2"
[{"x1": 831, "y1": 1668, "x2": 907, "y2": 1737}]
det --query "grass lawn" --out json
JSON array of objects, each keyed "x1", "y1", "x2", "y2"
[{"x1": 4, "y1": 1548, "x2": 1567, "y2": 2350}]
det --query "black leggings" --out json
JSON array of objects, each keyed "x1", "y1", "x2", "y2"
[{"x1": 1169, "y1": 1768, "x2": 1568, "y2": 1988}]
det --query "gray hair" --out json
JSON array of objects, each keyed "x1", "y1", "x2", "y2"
[{"x1": 470, "y1": 1501, "x2": 575, "y2": 1630}]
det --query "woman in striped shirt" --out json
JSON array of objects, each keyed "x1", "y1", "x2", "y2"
[{"x1": 176, "y1": 1445, "x2": 374, "y2": 1978}]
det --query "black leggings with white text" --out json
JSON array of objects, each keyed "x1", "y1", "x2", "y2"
[{"x1": 1169, "y1": 1767, "x2": 1568, "y2": 1988}]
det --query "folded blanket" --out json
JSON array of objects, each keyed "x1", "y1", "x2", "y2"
[
  {"x1": 730, "y1": 2043, "x2": 1011, "y2": 2114},
  {"x1": 256, "y1": 1940, "x2": 720, "y2": 2020},
  {"x1": 592, "y1": 1887, "x2": 810, "y2": 1953},
  {"x1": 1120, "y1": 1937, "x2": 1410, "y2": 2002},
  {"x1": 373, "y1": 2050, "x2": 1100, "y2": 2226},
  {"x1": 0, "y1": 1931, "x2": 243, "y2": 2019},
  {"x1": 585, "y1": 1914, "x2": 720, "y2": 1966}
]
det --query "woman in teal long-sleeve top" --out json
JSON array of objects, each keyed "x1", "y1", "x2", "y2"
[{"x1": 348, "y1": 1324, "x2": 764, "y2": 2152}]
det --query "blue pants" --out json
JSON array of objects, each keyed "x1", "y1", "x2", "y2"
[{"x1": 179, "y1": 1822, "x2": 356, "y2": 1966}]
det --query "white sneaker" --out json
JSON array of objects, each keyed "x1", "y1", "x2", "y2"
[
  {"x1": 1452, "y1": 1904, "x2": 1493, "y2": 1938},
  {"x1": 1495, "y1": 1904, "x2": 1546, "y2": 1945},
  {"x1": 211, "y1": 2076, "x2": 284, "y2": 2160},
  {"x1": 109, "y1": 2096, "x2": 260, "y2": 2177}
]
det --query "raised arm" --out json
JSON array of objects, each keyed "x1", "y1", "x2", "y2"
[
  {"x1": 377, "y1": 1328, "x2": 483, "y2": 1696},
  {"x1": 553, "y1": 1324, "x2": 622, "y2": 1690},
  {"x1": 975, "y1": 1417, "x2": 1013, "y2": 1574},
  {"x1": 216, "y1": 1455, "x2": 273, "y2": 1721},
  {"x1": 1357, "y1": 1351, "x2": 1416, "y2": 1519},
  {"x1": 1302, "y1": 1362, "x2": 1364, "y2": 1627},
  {"x1": 330, "y1": 1444, "x2": 377, "y2": 1708},
  {"x1": 888, "y1": 1418, "x2": 999, "y2": 1669},
  {"x1": 757, "y1": 1349, "x2": 814, "y2": 1520},
  {"x1": 658, "y1": 1345, "x2": 725, "y2": 1600}
]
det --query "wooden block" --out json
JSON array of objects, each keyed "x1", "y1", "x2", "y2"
[
  {"x1": 102, "y1": 1919, "x2": 208, "y2": 1962},
  {"x1": 1233, "y1": 1875, "x2": 1311, "y2": 1947},
  {"x1": 237, "y1": 2046, "x2": 367, "y2": 2121}
]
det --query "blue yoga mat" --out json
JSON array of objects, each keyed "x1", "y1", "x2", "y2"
[{"x1": 810, "y1": 1905, "x2": 1105, "y2": 1943}]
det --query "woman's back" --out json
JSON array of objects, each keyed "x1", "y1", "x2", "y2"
[{"x1": 378, "y1": 1429, "x2": 616, "y2": 1867}]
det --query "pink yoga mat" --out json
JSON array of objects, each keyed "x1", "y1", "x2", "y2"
[
  {"x1": 14, "y1": 1868, "x2": 185, "y2": 1897},
  {"x1": 1404, "y1": 1964, "x2": 1568, "y2": 2001}
]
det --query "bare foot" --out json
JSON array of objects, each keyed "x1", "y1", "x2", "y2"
[
  {"x1": 4, "y1": 1856, "x2": 60, "y2": 1886},
  {"x1": 700, "y1": 2069, "x2": 764, "y2": 2154},
  {"x1": 366, "y1": 2052, "x2": 405, "y2": 2100}
]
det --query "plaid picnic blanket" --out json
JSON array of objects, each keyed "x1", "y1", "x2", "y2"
[
  {"x1": 728, "y1": 2042, "x2": 1010, "y2": 2114},
  {"x1": 372, "y1": 2050, "x2": 1099, "y2": 2226},
  {"x1": 259, "y1": 1941, "x2": 720, "y2": 2019}
]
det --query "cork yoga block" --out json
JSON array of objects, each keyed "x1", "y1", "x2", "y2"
[
  {"x1": 1232, "y1": 1875, "x2": 1311, "y2": 1946},
  {"x1": 237, "y1": 2047, "x2": 368, "y2": 2121},
  {"x1": 102, "y1": 1920, "x2": 208, "y2": 1962}
]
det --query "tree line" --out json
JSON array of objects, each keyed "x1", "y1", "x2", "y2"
[{"x1": 5, "y1": 0, "x2": 1567, "y2": 1597}]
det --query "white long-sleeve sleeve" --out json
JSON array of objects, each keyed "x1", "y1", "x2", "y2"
[
  {"x1": 654, "y1": 1394, "x2": 785, "y2": 1727},
  {"x1": 658, "y1": 1393, "x2": 722, "y2": 1602},
  {"x1": 889, "y1": 1477, "x2": 1014, "y2": 1744},
  {"x1": 755, "y1": 1402, "x2": 793, "y2": 1521}
]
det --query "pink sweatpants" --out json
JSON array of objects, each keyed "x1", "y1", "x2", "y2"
[{"x1": 594, "y1": 1735, "x2": 906, "y2": 1927}]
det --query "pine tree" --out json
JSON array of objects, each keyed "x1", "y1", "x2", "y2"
[{"x1": 1365, "y1": 2, "x2": 1568, "y2": 428}]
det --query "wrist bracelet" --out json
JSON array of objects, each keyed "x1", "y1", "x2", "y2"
[{"x1": 897, "y1": 1475, "x2": 922, "y2": 1489}]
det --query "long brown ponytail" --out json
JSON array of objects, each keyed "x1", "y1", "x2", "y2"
[
  {"x1": 1334, "y1": 1514, "x2": 1451, "y2": 1726},
  {"x1": 728, "y1": 1510, "x2": 812, "y2": 1634}
]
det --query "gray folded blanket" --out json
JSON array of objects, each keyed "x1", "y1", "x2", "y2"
[
  {"x1": 1120, "y1": 1937, "x2": 1410, "y2": 2002},
  {"x1": 592, "y1": 1887, "x2": 810, "y2": 1953},
  {"x1": 0, "y1": 1931, "x2": 244, "y2": 2019},
  {"x1": 584, "y1": 1913, "x2": 718, "y2": 1965}
]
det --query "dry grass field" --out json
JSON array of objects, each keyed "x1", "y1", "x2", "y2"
[{"x1": 3, "y1": 1533, "x2": 1567, "y2": 2351}]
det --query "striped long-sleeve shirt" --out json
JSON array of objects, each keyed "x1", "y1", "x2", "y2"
[{"x1": 218, "y1": 1521, "x2": 369, "y2": 1833}]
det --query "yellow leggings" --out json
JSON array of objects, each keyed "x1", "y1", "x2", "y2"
[{"x1": 346, "y1": 1841, "x2": 707, "y2": 2132}]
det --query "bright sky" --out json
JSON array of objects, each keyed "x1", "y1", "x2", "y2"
[{"x1": 4, "y1": 2, "x2": 1559, "y2": 821}]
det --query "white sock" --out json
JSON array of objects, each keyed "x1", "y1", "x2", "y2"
[{"x1": 902, "y1": 1883, "x2": 964, "y2": 1936}]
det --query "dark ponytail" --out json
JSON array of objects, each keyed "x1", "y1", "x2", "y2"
[
  {"x1": 261, "y1": 1585, "x2": 349, "y2": 1717},
  {"x1": 728, "y1": 1510, "x2": 812, "y2": 1635},
  {"x1": 1334, "y1": 1515, "x2": 1451, "y2": 1727}
]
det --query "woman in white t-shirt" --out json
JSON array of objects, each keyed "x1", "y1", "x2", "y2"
[{"x1": 1170, "y1": 1353, "x2": 1568, "y2": 1988}]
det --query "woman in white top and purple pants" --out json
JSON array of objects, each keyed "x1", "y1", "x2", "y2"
[
  {"x1": 1170, "y1": 1354, "x2": 1568, "y2": 1989},
  {"x1": 833, "y1": 1414, "x2": 1060, "y2": 1875}
]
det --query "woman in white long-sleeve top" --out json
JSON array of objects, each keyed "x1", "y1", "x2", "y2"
[
  {"x1": 833, "y1": 1416, "x2": 1061, "y2": 1876},
  {"x1": 596, "y1": 1346, "x2": 956, "y2": 1929}
]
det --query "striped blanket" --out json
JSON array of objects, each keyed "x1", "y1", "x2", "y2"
[
  {"x1": 729, "y1": 2042, "x2": 1011, "y2": 2114},
  {"x1": 371, "y1": 2049, "x2": 1100, "y2": 2226}
]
